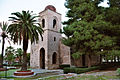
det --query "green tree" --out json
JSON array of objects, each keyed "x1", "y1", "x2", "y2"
[
  {"x1": 15, "y1": 48, "x2": 23, "y2": 64},
  {"x1": 0, "y1": 22, "x2": 9, "y2": 68},
  {"x1": 98, "y1": 0, "x2": 120, "y2": 62},
  {"x1": 7, "y1": 11, "x2": 43, "y2": 71},
  {"x1": 5, "y1": 46, "x2": 15, "y2": 65},
  {"x1": 62, "y1": 0, "x2": 116, "y2": 67},
  {"x1": 108, "y1": 0, "x2": 120, "y2": 8}
]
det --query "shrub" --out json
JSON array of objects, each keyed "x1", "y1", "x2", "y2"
[
  {"x1": 116, "y1": 68, "x2": 120, "y2": 75},
  {"x1": 12, "y1": 63, "x2": 22, "y2": 66},
  {"x1": 59, "y1": 64, "x2": 70, "y2": 69},
  {"x1": 4, "y1": 62, "x2": 22, "y2": 67},
  {"x1": 63, "y1": 66, "x2": 100, "y2": 74},
  {"x1": 98, "y1": 63, "x2": 119, "y2": 70}
]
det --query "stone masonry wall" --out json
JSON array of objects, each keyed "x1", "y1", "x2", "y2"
[{"x1": 60, "y1": 41, "x2": 71, "y2": 65}]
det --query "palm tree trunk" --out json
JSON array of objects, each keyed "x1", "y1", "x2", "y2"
[
  {"x1": 21, "y1": 51, "x2": 27, "y2": 71},
  {"x1": 21, "y1": 37, "x2": 28, "y2": 71},
  {"x1": 0, "y1": 37, "x2": 5, "y2": 68}
]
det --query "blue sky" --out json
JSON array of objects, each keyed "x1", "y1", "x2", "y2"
[
  {"x1": 0, "y1": 0, "x2": 109, "y2": 53},
  {"x1": 0, "y1": 0, "x2": 68, "y2": 53},
  {"x1": 0, "y1": 0, "x2": 68, "y2": 22},
  {"x1": 0, "y1": 0, "x2": 109, "y2": 22}
]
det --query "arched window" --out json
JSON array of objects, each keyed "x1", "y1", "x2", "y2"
[
  {"x1": 52, "y1": 52, "x2": 57, "y2": 64},
  {"x1": 42, "y1": 19, "x2": 45, "y2": 28},
  {"x1": 53, "y1": 19, "x2": 56, "y2": 28},
  {"x1": 41, "y1": 36, "x2": 43, "y2": 41},
  {"x1": 54, "y1": 37, "x2": 56, "y2": 41}
]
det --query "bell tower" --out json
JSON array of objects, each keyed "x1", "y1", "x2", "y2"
[
  {"x1": 30, "y1": 5, "x2": 62, "y2": 69},
  {"x1": 39, "y1": 5, "x2": 62, "y2": 69}
]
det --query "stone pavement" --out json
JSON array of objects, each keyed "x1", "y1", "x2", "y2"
[
  {"x1": 79, "y1": 71, "x2": 116, "y2": 76},
  {"x1": 32, "y1": 69, "x2": 63, "y2": 74},
  {"x1": 36, "y1": 71, "x2": 117, "y2": 80}
]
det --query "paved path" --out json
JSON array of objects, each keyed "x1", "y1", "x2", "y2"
[
  {"x1": 32, "y1": 69, "x2": 63, "y2": 74},
  {"x1": 80, "y1": 71, "x2": 116, "y2": 76},
  {"x1": 33, "y1": 70, "x2": 117, "y2": 80}
]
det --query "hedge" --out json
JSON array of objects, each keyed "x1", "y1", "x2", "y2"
[
  {"x1": 63, "y1": 66, "x2": 100, "y2": 74},
  {"x1": 59, "y1": 64, "x2": 70, "y2": 69}
]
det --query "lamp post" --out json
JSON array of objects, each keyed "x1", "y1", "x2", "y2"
[
  {"x1": 5, "y1": 61, "x2": 8, "y2": 78},
  {"x1": 101, "y1": 49, "x2": 103, "y2": 52}
]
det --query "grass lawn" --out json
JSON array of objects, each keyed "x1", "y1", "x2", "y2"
[
  {"x1": 1, "y1": 73, "x2": 120, "y2": 80},
  {"x1": 0, "y1": 69, "x2": 17, "y2": 77},
  {"x1": 0, "y1": 69, "x2": 64, "y2": 80},
  {"x1": 42, "y1": 75, "x2": 120, "y2": 80},
  {"x1": 1, "y1": 69, "x2": 120, "y2": 80}
]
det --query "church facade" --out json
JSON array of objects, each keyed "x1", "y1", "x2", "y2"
[{"x1": 30, "y1": 5, "x2": 71, "y2": 69}]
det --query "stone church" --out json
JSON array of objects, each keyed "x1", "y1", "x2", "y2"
[
  {"x1": 30, "y1": 5, "x2": 100, "y2": 69},
  {"x1": 30, "y1": 5, "x2": 71, "y2": 69}
]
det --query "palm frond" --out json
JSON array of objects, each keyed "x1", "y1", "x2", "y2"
[
  {"x1": 8, "y1": 10, "x2": 43, "y2": 44},
  {"x1": 0, "y1": 22, "x2": 8, "y2": 31}
]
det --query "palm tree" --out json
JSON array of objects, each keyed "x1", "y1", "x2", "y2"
[
  {"x1": 0, "y1": 22, "x2": 8, "y2": 68},
  {"x1": 7, "y1": 10, "x2": 43, "y2": 71}
]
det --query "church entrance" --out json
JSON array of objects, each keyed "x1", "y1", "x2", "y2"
[{"x1": 40, "y1": 48, "x2": 45, "y2": 69}]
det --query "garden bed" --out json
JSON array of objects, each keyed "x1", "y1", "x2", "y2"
[
  {"x1": 0, "y1": 68, "x2": 8, "y2": 71},
  {"x1": 14, "y1": 70, "x2": 34, "y2": 76}
]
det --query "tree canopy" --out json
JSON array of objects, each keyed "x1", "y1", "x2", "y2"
[{"x1": 62, "y1": 0, "x2": 120, "y2": 67}]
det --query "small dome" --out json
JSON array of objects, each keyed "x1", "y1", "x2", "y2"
[{"x1": 45, "y1": 5, "x2": 56, "y2": 12}]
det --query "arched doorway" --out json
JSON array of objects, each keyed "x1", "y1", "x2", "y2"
[
  {"x1": 52, "y1": 52, "x2": 57, "y2": 64},
  {"x1": 40, "y1": 48, "x2": 45, "y2": 69}
]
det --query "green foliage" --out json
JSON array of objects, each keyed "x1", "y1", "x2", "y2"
[
  {"x1": 0, "y1": 69, "x2": 17, "y2": 77},
  {"x1": 15, "y1": 48, "x2": 23, "y2": 64},
  {"x1": 5, "y1": 46, "x2": 15, "y2": 64},
  {"x1": 61, "y1": 25, "x2": 75, "y2": 37},
  {"x1": 63, "y1": 66, "x2": 100, "y2": 74},
  {"x1": 108, "y1": 0, "x2": 120, "y2": 8},
  {"x1": 96, "y1": 0, "x2": 120, "y2": 47},
  {"x1": 27, "y1": 53, "x2": 30, "y2": 65},
  {"x1": 7, "y1": 10, "x2": 43, "y2": 44},
  {"x1": 0, "y1": 22, "x2": 9, "y2": 68},
  {"x1": 15, "y1": 48, "x2": 23, "y2": 57},
  {"x1": 62, "y1": 0, "x2": 120, "y2": 67},
  {"x1": 59, "y1": 64, "x2": 70, "y2": 69},
  {"x1": 0, "y1": 22, "x2": 8, "y2": 33},
  {"x1": 7, "y1": 10, "x2": 44, "y2": 71},
  {"x1": 72, "y1": 52, "x2": 84, "y2": 59},
  {"x1": 116, "y1": 68, "x2": 120, "y2": 75},
  {"x1": 12, "y1": 62, "x2": 21, "y2": 66}
]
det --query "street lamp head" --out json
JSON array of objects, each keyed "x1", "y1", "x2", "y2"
[{"x1": 101, "y1": 49, "x2": 103, "y2": 51}]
